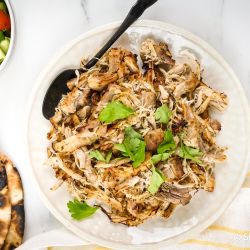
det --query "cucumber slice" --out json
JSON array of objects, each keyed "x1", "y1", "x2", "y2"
[
  {"x1": 0, "y1": 31, "x2": 4, "y2": 41},
  {"x1": 0, "y1": 38, "x2": 10, "y2": 54},
  {"x1": 0, "y1": 2, "x2": 8, "y2": 13},
  {"x1": 0, "y1": 47, "x2": 5, "y2": 63}
]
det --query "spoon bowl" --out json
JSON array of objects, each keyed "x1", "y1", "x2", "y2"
[{"x1": 42, "y1": 0, "x2": 158, "y2": 119}]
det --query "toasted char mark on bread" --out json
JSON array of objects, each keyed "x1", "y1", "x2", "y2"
[
  {"x1": 0, "y1": 165, "x2": 11, "y2": 249},
  {"x1": 3, "y1": 204, "x2": 25, "y2": 250},
  {"x1": 0, "y1": 154, "x2": 25, "y2": 250},
  {"x1": 0, "y1": 164, "x2": 8, "y2": 190}
]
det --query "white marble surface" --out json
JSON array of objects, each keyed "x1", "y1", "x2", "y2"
[{"x1": 0, "y1": 0, "x2": 250, "y2": 242}]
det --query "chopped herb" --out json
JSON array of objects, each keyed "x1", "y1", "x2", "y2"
[
  {"x1": 89, "y1": 150, "x2": 112, "y2": 163},
  {"x1": 99, "y1": 101, "x2": 134, "y2": 124},
  {"x1": 67, "y1": 199, "x2": 98, "y2": 220},
  {"x1": 148, "y1": 167, "x2": 166, "y2": 194},
  {"x1": 155, "y1": 104, "x2": 172, "y2": 124},
  {"x1": 131, "y1": 140, "x2": 146, "y2": 167},
  {"x1": 89, "y1": 150, "x2": 106, "y2": 162},
  {"x1": 113, "y1": 144, "x2": 128, "y2": 155},
  {"x1": 157, "y1": 130, "x2": 176, "y2": 154},
  {"x1": 114, "y1": 127, "x2": 145, "y2": 168},
  {"x1": 178, "y1": 143, "x2": 203, "y2": 163},
  {"x1": 124, "y1": 126, "x2": 143, "y2": 140},
  {"x1": 105, "y1": 151, "x2": 112, "y2": 163},
  {"x1": 151, "y1": 152, "x2": 172, "y2": 165}
]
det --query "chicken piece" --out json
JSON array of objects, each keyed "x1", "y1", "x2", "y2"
[
  {"x1": 158, "y1": 157, "x2": 184, "y2": 181},
  {"x1": 140, "y1": 39, "x2": 175, "y2": 66},
  {"x1": 144, "y1": 129, "x2": 164, "y2": 152},
  {"x1": 141, "y1": 91, "x2": 156, "y2": 108},
  {"x1": 194, "y1": 84, "x2": 228, "y2": 114},
  {"x1": 172, "y1": 120, "x2": 188, "y2": 134},
  {"x1": 93, "y1": 84, "x2": 122, "y2": 116},
  {"x1": 50, "y1": 110, "x2": 63, "y2": 128},
  {"x1": 162, "y1": 64, "x2": 199, "y2": 98},
  {"x1": 177, "y1": 49, "x2": 201, "y2": 80},
  {"x1": 74, "y1": 149, "x2": 97, "y2": 183},
  {"x1": 67, "y1": 77, "x2": 77, "y2": 90},
  {"x1": 108, "y1": 48, "x2": 123, "y2": 73},
  {"x1": 90, "y1": 92, "x2": 100, "y2": 106},
  {"x1": 76, "y1": 106, "x2": 91, "y2": 120},
  {"x1": 159, "y1": 85, "x2": 169, "y2": 101},
  {"x1": 124, "y1": 52, "x2": 139, "y2": 73},
  {"x1": 59, "y1": 87, "x2": 90, "y2": 115},
  {"x1": 160, "y1": 203, "x2": 176, "y2": 219},
  {"x1": 108, "y1": 48, "x2": 139, "y2": 80},
  {"x1": 168, "y1": 157, "x2": 185, "y2": 179},
  {"x1": 67, "y1": 72, "x2": 89, "y2": 90},
  {"x1": 115, "y1": 92, "x2": 137, "y2": 109},
  {"x1": 204, "y1": 172, "x2": 215, "y2": 192},
  {"x1": 157, "y1": 183, "x2": 192, "y2": 205},
  {"x1": 88, "y1": 72, "x2": 118, "y2": 91},
  {"x1": 144, "y1": 65, "x2": 155, "y2": 84},
  {"x1": 53, "y1": 130, "x2": 97, "y2": 153},
  {"x1": 209, "y1": 119, "x2": 221, "y2": 133},
  {"x1": 202, "y1": 147, "x2": 227, "y2": 163}
]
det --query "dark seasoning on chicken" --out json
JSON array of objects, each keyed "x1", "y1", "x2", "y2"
[{"x1": 47, "y1": 38, "x2": 228, "y2": 226}]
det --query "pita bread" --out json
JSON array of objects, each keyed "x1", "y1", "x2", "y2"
[
  {"x1": 0, "y1": 162, "x2": 11, "y2": 249},
  {"x1": 0, "y1": 154, "x2": 25, "y2": 250}
]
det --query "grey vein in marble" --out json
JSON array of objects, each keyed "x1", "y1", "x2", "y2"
[{"x1": 80, "y1": 0, "x2": 90, "y2": 22}]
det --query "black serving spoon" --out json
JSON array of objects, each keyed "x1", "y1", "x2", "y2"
[{"x1": 42, "y1": 0, "x2": 158, "y2": 119}]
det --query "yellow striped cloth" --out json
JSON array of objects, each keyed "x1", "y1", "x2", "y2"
[{"x1": 49, "y1": 172, "x2": 250, "y2": 250}]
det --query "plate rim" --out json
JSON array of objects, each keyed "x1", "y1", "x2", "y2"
[{"x1": 25, "y1": 19, "x2": 250, "y2": 249}]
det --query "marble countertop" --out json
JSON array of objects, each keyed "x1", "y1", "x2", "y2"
[{"x1": 0, "y1": 0, "x2": 249, "y2": 242}]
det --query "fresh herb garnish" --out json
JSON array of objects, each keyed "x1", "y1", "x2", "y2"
[
  {"x1": 157, "y1": 130, "x2": 176, "y2": 154},
  {"x1": 114, "y1": 127, "x2": 146, "y2": 168},
  {"x1": 151, "y1": 152, "x2": 172, "y2": 165},
  {"x1": 155, "y1": 104, "x2": 172, "y2": 124},
  {"x1": 99, "y1": 101, "x2": 134, "y2": 124},
  {"x1": 105, "y1": 151, "x2": 112, "y2": 163},
  {"x1": 67, "y1": 199, "x2": 98, "y2": 221},
  {"x1": 148, "y1": 167, "x2": 166, "y2": 194},
  {"x1": 178, "y1": 143, "x2": 203, "y2": 163},
  {"x1": 89, "y1": 150, "x2": 112, "y2": 163}
]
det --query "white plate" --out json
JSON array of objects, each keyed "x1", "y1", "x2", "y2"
[
  {"x1": 26, "y1": 20, "x2": 250, "y2": 249},
  {"x1": 0, "y1": 0, "x2": 15, "y2": 73}
]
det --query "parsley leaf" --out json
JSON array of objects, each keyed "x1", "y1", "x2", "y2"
[
  {"x1": 67, "y1": 199, "x2": 98, "y2": 220},
  {"x1": 178, "y1": 143, "x2": 203, "y2": 163},
  {"x1": 113, "y1": 144, "x2": 128, "y2": 155},
  {"x1": 89, "y1": 150, "x2": 112, "y2": 163},
  {"x1": 151, "y1": 152, "x2": 172, "y2": 165},
  {"x1": 124, "y1": 126, "x2": 143, "y2": 140},
  {"x1": 148, "y1": 167, "x2": 166, "y2": 194},
  {"x1": 131, "y1": 140, "x2": 146, "y2": 167},
  {"x1": 157, "y1": 130, "x2": 176, "y2": 154},
  {"x1": 155, "y1": 104, "x2": 172, "y2": 124},
  {"x1": 89, "y1": 150, "x2": 106, "y2": 162},
  {"x1": 105, "y1": 151, "x2": 112, "y2": 163},
  {"x1": 114, "y1": 127, "x2": 146, "y2": 168},
  {"x1": 99, "y1": 101, "x2": 134, "y2": 124}
]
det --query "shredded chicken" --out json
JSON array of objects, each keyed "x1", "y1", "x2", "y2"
[{"x1": 47, "y1": 39, "x2": 228, "y2": 226}]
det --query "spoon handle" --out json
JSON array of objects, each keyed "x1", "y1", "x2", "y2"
[{"x1": 85, "y1": 0, "x2": 158, "y2": 69}]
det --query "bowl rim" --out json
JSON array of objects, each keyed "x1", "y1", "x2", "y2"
[
  {"x1": 0, "y1": 0, "x2": 15, "y2": 73},
  {"x1": 25, "y1": 19, "x2": 250, "y2": 249}
]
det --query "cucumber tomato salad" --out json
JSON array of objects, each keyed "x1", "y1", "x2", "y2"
[{"x1": 0, "y1": 0, "x2": 11, "y2": 64}]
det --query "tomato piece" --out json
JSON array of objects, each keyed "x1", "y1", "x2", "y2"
[{"x1": 0, "y1": 10, "x2": 10, "y2": 31}]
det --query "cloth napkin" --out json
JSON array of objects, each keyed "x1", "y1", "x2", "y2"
[{"x1": 17, "y1": 172, "x2": 250, "y2": 250}]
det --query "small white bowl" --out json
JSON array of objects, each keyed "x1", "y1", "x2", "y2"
[{"x1": 0, "y1": 0, "x2": 15, "y2": 73}]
